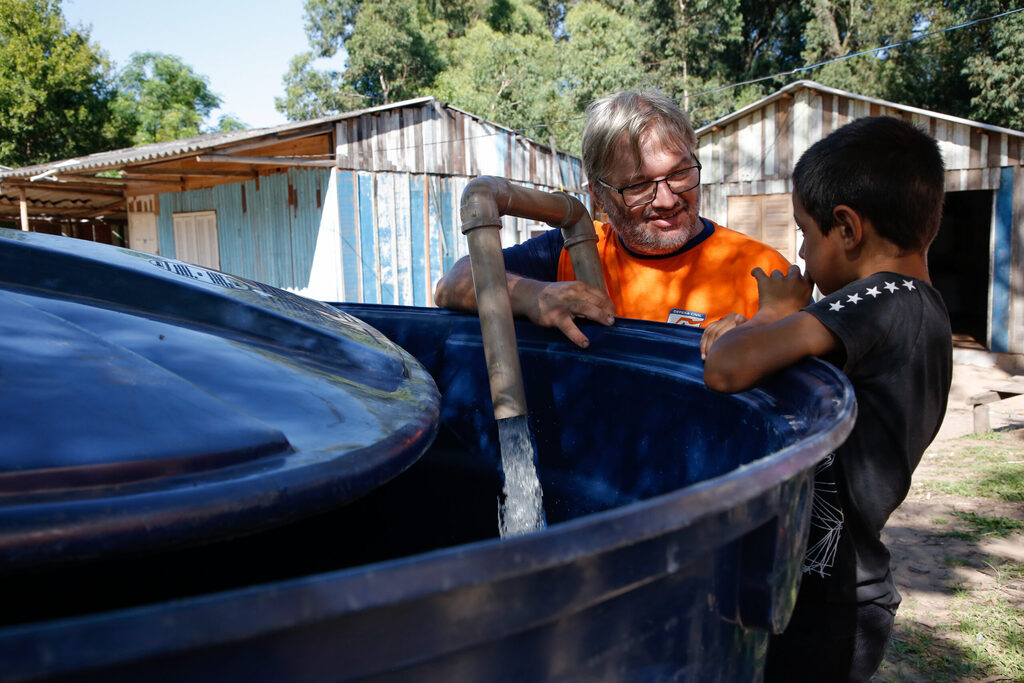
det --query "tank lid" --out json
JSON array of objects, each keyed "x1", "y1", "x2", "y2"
[{"x1": 0, "y1": 229, "x2": 440, "y2": 572}]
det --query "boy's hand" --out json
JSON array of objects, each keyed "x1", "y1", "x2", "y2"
[
  {"x1": 701, "y1": 313, "x2": 747, "y2": 359},
  {"x1": 751, "y1": 265, "x2": 814, "y2": 321}
]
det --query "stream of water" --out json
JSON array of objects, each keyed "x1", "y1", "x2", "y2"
[{"x1": 496, "y1": 415, "x2": 546, "y2": 537}]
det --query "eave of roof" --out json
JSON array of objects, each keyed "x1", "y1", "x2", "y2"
[
  {"x1": 0, "y1": 97, "x2": 439, "y2": 181},
  {"x1": 0, "y1": 94, "x2": 572, "y2": 183},
  {"x1": 695, "y1": 79, "x2": 1024, "y2": 139}
]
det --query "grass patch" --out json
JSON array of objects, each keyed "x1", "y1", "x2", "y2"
[
  {"x1": 917, "y1": 454, "x2": 1024, "y2": 501},
  {"x1": 884, "y1": 596, "x2": 1024, "y2": 682},
  {"x1": 880, "y1": 429, "x2": 1024, "y2": 682},
  {"x1": 937, "y1": 529, "x2": 978, "y2": 540},
  {"x1": 885, "y1": 623, "x2": 979, "y2": 682},
  {"x1": 951, "y1": 593, "x2": 1024, "y2": 681},
  {"x1": 949, "y1": 510, "x2": 1024, "y2": 539},
  {"x1": 942, "y1": 555, "x2": 972, "y2": 567},
  {"x1": 986, "y1": 559, "x2": 1024, "y2": 583}
]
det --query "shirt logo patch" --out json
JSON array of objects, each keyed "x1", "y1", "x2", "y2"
[{"x1": 667, "y1": 309, "x2": 706, "y2": 327}]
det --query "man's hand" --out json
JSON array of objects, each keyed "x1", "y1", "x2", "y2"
[
  {"x1": 752, "y1": 265, "x2": 814, "y2": 321},
  {"x1": 700, "y1": 313, "x2": 747, "y2": 360},
  {"x1": 511, "y1": 279, "x2": 616, "y2": 349}
]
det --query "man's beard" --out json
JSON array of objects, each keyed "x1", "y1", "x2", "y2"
[{"x1": 604, "y1": 194, "x2": 702, "y2": 255}]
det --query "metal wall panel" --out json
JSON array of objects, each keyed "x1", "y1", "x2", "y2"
[
  {"x1": 154, "y1": 98, "x2": 589, "y2": 309},
  {"x1": 377, "y1": 172, "x2": 396, "y2": 304},
  {"x1": 358, "y1": 171, "x2": 378, "y2": 304},
  {"x1": 992, "y1": 166, "x2": 1015, "y2": 352},
  {"x1": 334, "y1": 101, "x2": 583, "y2": 191},
  {"x1": 338, "y1": 171, "x2": 360, "y2": 301},
  {"x1": 409, "y1": 175, "x2": 428, "y2": 306}
]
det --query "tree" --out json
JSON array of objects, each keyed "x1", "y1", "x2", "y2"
[
  {"x1": 554, "y1": 2, "x2": 643, "y2": 151},
  {"x1": 215, "y1": 114, "x2": 248, "y2": 132},
  {"x1": 276, "y1": 52, "x2": 363, "y2": 121},
  {"x1": 343, "y1": 0, "x2": 444, "y2": 104},
  {"x1": 797, "y1": 1, "x2": 1024, "y2": 131},
  {"x1": 278, "y1": 0, "x2": 478, "y2": 117},
  {"x1": 111, "y1": 52, "x2": 226, "y2": 144},
  {"x1": 0, "y1": 0, "x2": 120, "y2": 166},
  {"x1": 958, "y1": 2, "x2": 1024, "y2": 129},
  {"x1": 277, "y1": 0, "x2": 1024, "y2": 157},
  {"x1": 430, "y1": 11, "x2": 560, "y2": 137}
]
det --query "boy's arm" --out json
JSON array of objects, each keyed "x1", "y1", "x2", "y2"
[
  {"x1": 703, "y1": 266, "x2": 838, "y2": 393},
  {"x1": 703, "y1": 312, "x2": 836, "y2": 392}
]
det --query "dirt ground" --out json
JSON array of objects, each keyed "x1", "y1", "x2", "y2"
[{"x1": 873, "y1": 356, "x2": 1024, "y2": 682}]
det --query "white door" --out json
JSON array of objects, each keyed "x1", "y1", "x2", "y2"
[{"x1": 172, "y1": 211, "x2": 220, "y2": 270}]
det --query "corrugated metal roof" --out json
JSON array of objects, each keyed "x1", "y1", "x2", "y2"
[
  {"x1": 0, "y1": 96, "x2": 563, "y2": 180},
  {"x1": 696, "y1": 80, "x2": 1024, "y2": 139}
]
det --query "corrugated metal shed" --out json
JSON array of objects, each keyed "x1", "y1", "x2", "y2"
[
  {"x1": 1, "y1": 97, "x2": 585, "y2": 307},
  {"x1": 695, "y1": 80, "x2": 1024, "y2": 355}
]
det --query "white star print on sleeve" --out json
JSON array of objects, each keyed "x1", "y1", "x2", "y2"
[
  {"x1": 829, "y1": 301, "x2": 844, "y2": 311},
  {"x1": 865, "y1": 286, "x2": 880, "y2": 297},
  {"x1": 902, "y1": 280, "x2": 916, "y2": 291},
  {"x1": 847, "y1": 293, "x2": 862, "y2": 304},
  {"x1": 884, "y1": 281, "x2": 898, "y2": 293}
]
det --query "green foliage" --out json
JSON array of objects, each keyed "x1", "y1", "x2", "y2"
[
  {"x1": 431, "y1": 21, "x2": 559, "y2": 132},
  {"x1": 280, "y1": 0, "x2": 450, "y2": 113},
  {"x1": 879, "y1": 431, "x2": 1024, "y2": 683},
  {"x1": 486, "y1": 0, "x2": 548, "y2": 35},
  {"x1": 112, "y1": 52, "x2": 224, "y2": 144},
  {"x1": 344, "y1": 0, "x2": 444, "y2": 104},
  {"x1": 301, "y1": 0, "x2": 361, "y2": 56},
  {"x1": 1, "y1": 1, "x2": 247, "y2": 167},
  {"x1": 0, "y1": 0, "x2": 119, "y2": 166},
  {"x1": 214, "y1": 114, "x2": 248, "y2": 132},
  {"x1": 5, "y1": 0, "x2": 1024, "y2": 168},
  {"x1": 276, "y1": 52, "x2": 362, "y2": 121},
  {"x1": 963, "y1": 4, "x2": 1024, "y2": 129},
  {"x1": 952, "y1": 587, "x2": 1024, "y2": 680},
  {"x1": 917, "y1": 443, "x2": 1024, "y2": 502},
  {"x1": 277, "y1": 0, "x2": 1024, "y2": 151},
  {"x1": 947, "y1": 510, "x2": 1024, "y2": 539},
  {"x1": 553, "y1": 2, "x2": 643, "y2": 150}
]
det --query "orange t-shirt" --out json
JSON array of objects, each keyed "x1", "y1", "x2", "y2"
[{"x1": 557, "y1": 220, "x2": 791, "y2": 328}]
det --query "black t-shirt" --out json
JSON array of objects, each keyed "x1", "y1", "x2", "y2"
[{"x1": 799, "y1": 272, "x2": 952, "y2": 607}]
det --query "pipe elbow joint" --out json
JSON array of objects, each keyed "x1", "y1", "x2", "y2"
[{"x1": 461, "y1": 176, "x2": 506, "y2": 234}]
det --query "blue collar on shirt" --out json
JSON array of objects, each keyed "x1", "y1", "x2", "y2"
[{"x1": 616, "y1": 217, "x2": 714, "y2": 259}]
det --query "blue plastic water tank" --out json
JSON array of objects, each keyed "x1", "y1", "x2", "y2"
[
  {"x1": 0, "y1": 228, "x2": 440, "y2": 572},
  {"x1": 0, "y1": 231, "x2": 855, "y2": 682}
]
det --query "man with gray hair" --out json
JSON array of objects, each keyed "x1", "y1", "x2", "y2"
[{"x1": 434, "y1": 90, "x2": 789, "y2": 347}]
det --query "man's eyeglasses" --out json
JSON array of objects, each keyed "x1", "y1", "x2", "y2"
[{"x1": 598, "y1": 160, "x2": 702, "y2": 207}]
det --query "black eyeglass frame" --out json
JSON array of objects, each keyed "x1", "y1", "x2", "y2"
[{"x1": 597, "y1": 159, "x2": 703, "y2": 208}]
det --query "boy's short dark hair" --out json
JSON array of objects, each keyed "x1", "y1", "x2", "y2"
[{"x1": 792, "y1": 116, "x2": 945, "y2": 252}]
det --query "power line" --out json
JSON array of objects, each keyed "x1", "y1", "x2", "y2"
[{"x1": 692, "y1": 6, "x2": 1024, "y2": 99}]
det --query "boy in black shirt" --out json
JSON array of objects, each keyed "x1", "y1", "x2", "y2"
[{"x1": 702, "y1": 116, "x2": 953, "y2": 682}]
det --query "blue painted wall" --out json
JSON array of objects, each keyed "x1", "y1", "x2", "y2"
[
  {"x1": 159, "y1": 169, "x2": 331, "y2": 291},
  {"x1": 991, "y1": 166, "x2": 1014, "y2": 353},
  {"x1": 158, "y1": 166, "x2": 586, "y2": 305}
]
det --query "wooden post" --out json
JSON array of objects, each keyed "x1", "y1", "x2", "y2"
[{"x1": 19, "y1": 187, "x2": 29, "y2": 231}]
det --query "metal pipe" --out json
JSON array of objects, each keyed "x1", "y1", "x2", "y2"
[{"x1": 460, "y1": 175, "x2": 607, "y2": 420}]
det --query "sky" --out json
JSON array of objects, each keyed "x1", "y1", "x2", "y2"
[{"x1": 63, "y1": 0, "x2": 346, "y2": 130}]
